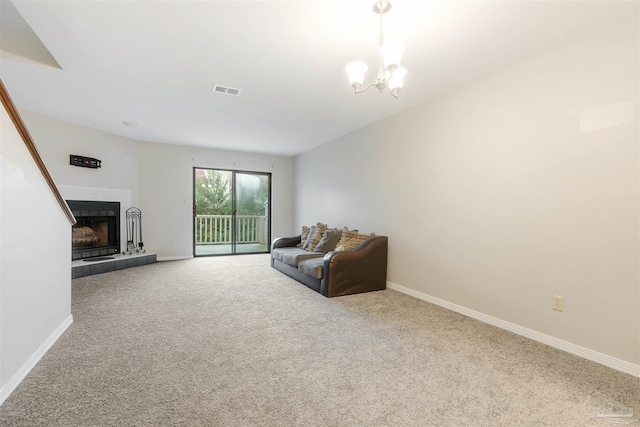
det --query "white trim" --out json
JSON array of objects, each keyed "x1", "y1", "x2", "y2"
[
  {"x1": 0, "y1": 315, "x2": 73, "y2": 406},
  {"x1": 156, "y1": 255, "x2": 192, "y2": 262},
  {"x1": 387, "y1": 281, "x2": 640, "y2": 378}
]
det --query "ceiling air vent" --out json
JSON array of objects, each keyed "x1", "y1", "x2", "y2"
[{"x1": 212, "y1": 84, "x2": 241, "y2": 96}]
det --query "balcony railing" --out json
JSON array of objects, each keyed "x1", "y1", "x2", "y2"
[{"x1": 195, "y1": 215, "x2": 267, "y2": 245}]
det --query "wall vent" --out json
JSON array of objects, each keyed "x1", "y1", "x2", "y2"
[{"x1": 212, "y1": 85, "x2": 241, "y2": 96}]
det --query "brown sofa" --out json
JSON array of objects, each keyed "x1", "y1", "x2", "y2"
[{"x1": 270, "y1": 234, "x2": 388, "y2": 297}]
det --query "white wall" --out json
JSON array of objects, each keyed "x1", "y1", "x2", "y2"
[
  {"x1": 20, "y1": 111, "x2": 294, "y2": 260},
  {"x1": 20, "y1": 110, "x2": 141, "y2": 207},
  {"x1": 138, "y1": 141, "x2": 293, "y2": 260},
  {"x1": 293, "y1": 17, "x2": 639, "y2": 370},
  {"x1": 0, "y1": 102, "x2": 72, "y2": 404}
]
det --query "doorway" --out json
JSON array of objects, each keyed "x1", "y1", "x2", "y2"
[{"x1": 193, "y1": 168, "x2": 271, "y2": 256}]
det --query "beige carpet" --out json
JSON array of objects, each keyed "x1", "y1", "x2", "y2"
[{"x1": 0, "y1": 254, "x2": 638, "y2": 426}]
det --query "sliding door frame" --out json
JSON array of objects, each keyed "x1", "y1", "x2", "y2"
[{"x1": 193, "y1": 167, "x2": 271, "y2": 257}]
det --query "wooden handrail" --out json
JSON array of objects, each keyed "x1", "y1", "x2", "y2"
[{"x1": 0, "y1": 79, "x2": 76, "y2": 225}]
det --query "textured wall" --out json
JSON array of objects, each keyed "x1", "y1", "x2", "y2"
[
  {"x1": 293, "y1": 17, "x2": 639, "y2": 366},
  {"x1": 1, "y1": 102, "x2": 72, "y2": 400},
  {"x1": 138, "y1": 141, "x2": 293, "y2": 260},
  {"x1": 20, "y1": 110, "x2": 141, "y2": 208},
  {"x1": 20, "y1": 112, "x2": 294, "y2": 260}
]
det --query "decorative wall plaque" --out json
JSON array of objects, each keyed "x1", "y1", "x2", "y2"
[{"x1": 70, "y1": 155, "x2": 101, "y2": 168}]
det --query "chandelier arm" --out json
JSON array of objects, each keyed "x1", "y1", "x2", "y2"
[
  {"x1": 354, "y1": 82, "x2": 378, "y2": 94},
  {"x1": 385, "y1": 84, "x2": 399, "y2": 99}
]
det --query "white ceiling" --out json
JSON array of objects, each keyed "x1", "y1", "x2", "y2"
[{"x1": 0, "y1": 0, "x2": 634, "y2": 156}]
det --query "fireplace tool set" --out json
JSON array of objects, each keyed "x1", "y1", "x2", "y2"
[{"x1": 124, "y1": 207, "x2": 145, "y2": 255}]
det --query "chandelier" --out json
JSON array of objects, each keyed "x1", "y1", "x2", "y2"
[{"x1": 346, "y1": 1, "x2": 407, "y2": 99}]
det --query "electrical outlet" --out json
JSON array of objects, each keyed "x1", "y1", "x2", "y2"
[{"x1": 552, "y1": 295, "x2": 564, "y2": 312}]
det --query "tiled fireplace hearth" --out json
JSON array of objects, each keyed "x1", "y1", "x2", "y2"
[{"x1": 71, "y1": 252, "x2": 156, "y2": 278}]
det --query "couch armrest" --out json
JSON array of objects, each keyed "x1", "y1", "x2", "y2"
[
  {"x1": 321, "y1": 236, "x2": 388, "y2": 297},
  {"x1": 271, "y1": 235, "x2": 302, "y2": 251}
]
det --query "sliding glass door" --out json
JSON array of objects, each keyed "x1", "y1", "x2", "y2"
[
  {"x1": 234, "y1": 172, "x2": 270, "y2": 254},
  {"x1": 193, "y1": 168, "x2": 270, "y2": 256}
]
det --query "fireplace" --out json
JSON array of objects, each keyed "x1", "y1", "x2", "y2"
[{"x1": 68, "y1": 200, "x2": 120, "y2": 260}]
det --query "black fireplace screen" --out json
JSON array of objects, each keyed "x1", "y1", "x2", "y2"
[{"x1": 68, "y1": 200, "x2": 120, "y2": 260}]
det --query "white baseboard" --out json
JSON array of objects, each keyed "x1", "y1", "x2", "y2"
[
  {"x1": 156, "y1": 255, "x2": 192, "y2": 262},
  {"x1": 386, "y1": 281, "x2": 640, "y2": 378},
  {"x1": 0, "y1": 314, "x2": 74, "y2": 406}
]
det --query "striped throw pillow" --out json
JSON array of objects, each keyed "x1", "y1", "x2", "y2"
[
  {"x1": 334, "y1": 227, "x2": 374, "y2": 251},
  {"x1": 302, "y1": 226, "x2": 316, "y2": 249},
  {"x1": 305, "y1": 222, "x2": 328, "y2": 252},
  {"x1": 297, "y1": 226, "x2": 311, "y2": 247}
]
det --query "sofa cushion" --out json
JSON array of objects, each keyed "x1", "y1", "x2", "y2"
[
  {"x1": 314, "y1": 228, "x2": 343, "y2": 253},
  {"x1": 282, "y1": 249, "x2": 324, "y2": 267},
  {"x1": 272, "y1": 247, "x2": 301, "y2": 262},
  {"x1": 298, "y1": 258, "x2": 324, "y2": 279},
  {"x1": 301, "y1": 225, "x2": 316, "y2": 250},
  {"x1": 297, "y1": 226, "x2": 311, "y2": 247},
  {"x1": 335, "y1": 227, "x2": 375, "y2": 251},
  {"x1": 305, "y1": 222, "x2": 327, "y2": 252}
]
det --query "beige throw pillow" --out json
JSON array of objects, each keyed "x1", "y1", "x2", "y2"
[
  {"x1": 334, "y1": 226, "x2": 355, "y2": 252},
  {"x1": 334, "y1": 227, "x2": 374, "y2": 251}
]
